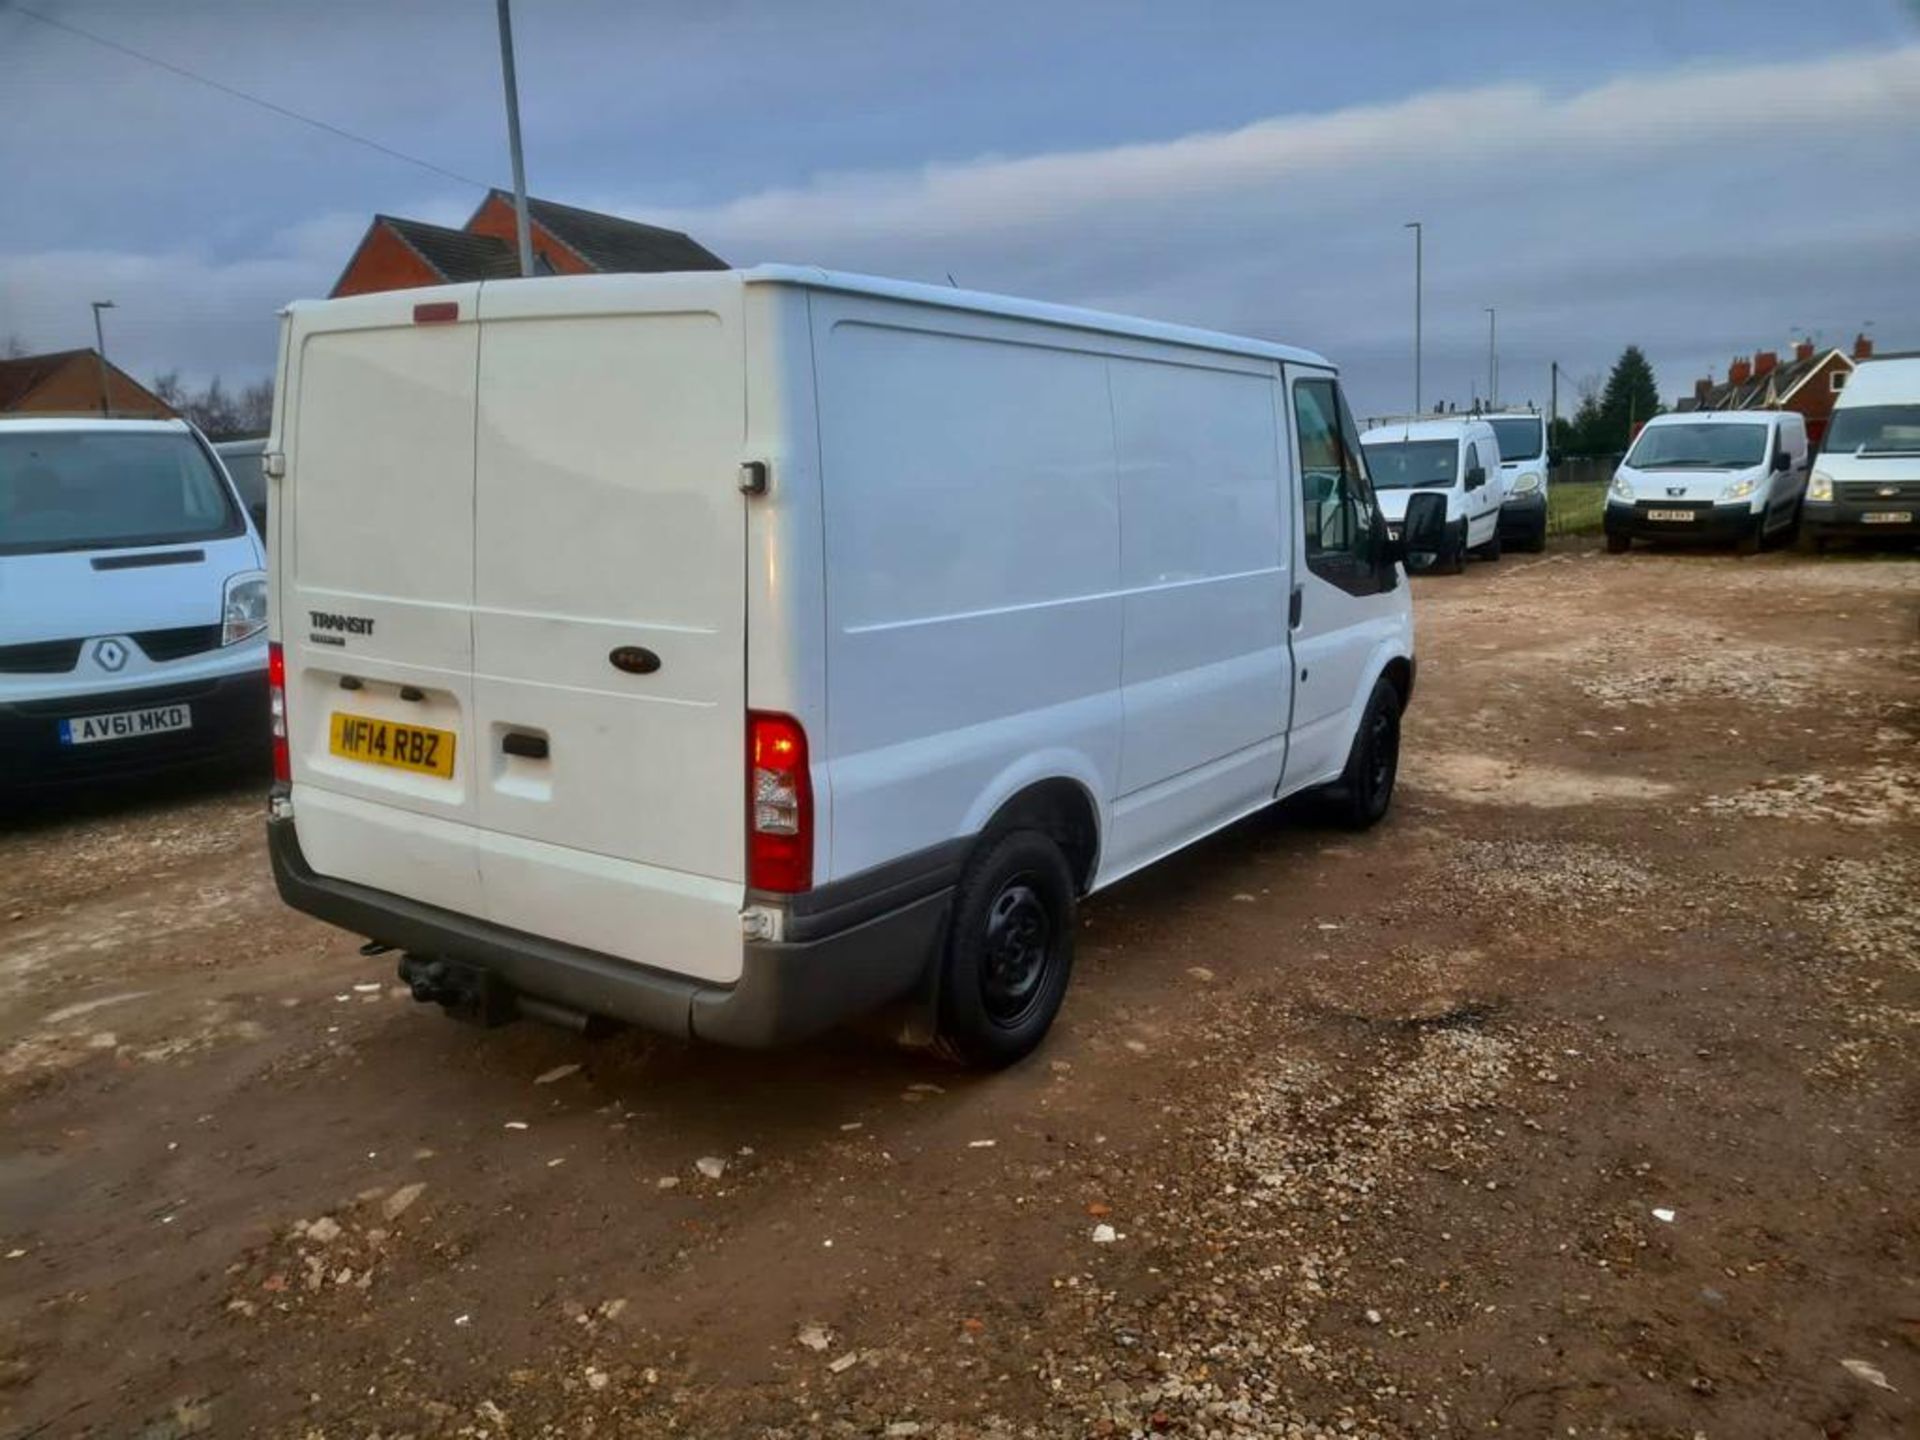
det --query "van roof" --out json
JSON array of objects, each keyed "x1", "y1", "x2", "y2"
[
  {"x1": 1641, "y1": 410, "x2": 1785, "y2": 427},
  {"x1": 1359, "y1": 418, "x2": 1491, "y2": 443},
  {"x1": 0, "y1": 416, "x2": 189, "y2": 435},
  {"x1": 1838, "y1": 354, "x2": 1920, "y2": 407},
  {"x1": 740, "y1": 266, "x2": 1334, "y2": 369}
]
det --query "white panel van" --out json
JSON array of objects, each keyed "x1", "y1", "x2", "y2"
[
  {"x1": 265, "y1": 269, "x2": 1441, "y2": 1065},
  {"x1": 1358, "y1": 418, "x2": 1505, "y2": 572},
  {"x1": 1605, "y1": 410, "x2": 1808, "y2": 553},
  {"x1": 1804, "y1": 355, "x2": 1920, "y2": 548}
]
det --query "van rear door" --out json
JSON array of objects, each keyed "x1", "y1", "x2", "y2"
[
  {"x1": 467, "y1": 277, "x2": 749, "y2": 982},
  {"x1": 281, "y1": 286, "x2": 484, "y2": 916}
]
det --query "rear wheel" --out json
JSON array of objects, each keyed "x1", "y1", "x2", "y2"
[
  {"x1": 1318, "y1": 676, "x2": 1403, "y2": 830},
  {"x1": 934, "y1": 830, "x2": 1077, "y2": 1068}
]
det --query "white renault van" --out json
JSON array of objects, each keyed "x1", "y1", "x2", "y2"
[
  {"x1": 1358, "y1": 418, "x2": 1505, "y2": 572},
  {"x1": 264, "y1": 269, "x2": 1442, "y2": 1065},
  {"x1": 0, "y1": 417, "x2": 269, "y2": 788},
  {"x1": 1804, "y1": 355, "x2": 1920, "y2": 548},
  {"x1": 1482, "y1": 411, "x2": 1550, "y2": 552},
  {"x1": 1604, "y1": 410, "x2": 1808, "y2": 553}
]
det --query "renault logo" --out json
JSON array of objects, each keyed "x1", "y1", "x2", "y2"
[{"x1": 94, "y1": 638, "x2": 128, "y2": 672}]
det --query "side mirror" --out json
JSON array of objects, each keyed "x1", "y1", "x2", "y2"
[
  {"x1": 1394, "y1": 491, "x2": 1449, "y2": 564},
  {"x1": 1773, "y1": 449, "x2": 1792, "y2": 473},
  {"x1": 1464, "y1": 466, "x2": 1486, "y2": 491}
]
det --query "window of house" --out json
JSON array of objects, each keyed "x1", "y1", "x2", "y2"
[{"x1": 1831, "y1": 371, "x2": 1848, "y2": 392}]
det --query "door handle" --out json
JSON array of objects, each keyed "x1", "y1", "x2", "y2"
[
  {"x1": 1288, "y1": 585, "x2": 1303, "y2": 629},
  {"x1": 502, "y1": 732, "x2": 548, "y2": 760}
]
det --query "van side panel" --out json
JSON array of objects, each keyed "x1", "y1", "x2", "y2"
[
  {"x1": 812, "y1": 299, "x2": 1123, "y2": 881},
  {"x1": 1101, "y1": 356, "x2": 1291, "y2": 878}
]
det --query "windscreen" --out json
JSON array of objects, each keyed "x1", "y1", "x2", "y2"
[
  {"x1": 1361, "y1": 439, "x2": 1458, "y2": 489},
  {"x1": 1626, "y1": 422, "x2": 1767, "y2": 470},
  {"x1": 1488, "y1": 417, "x2": 1543, "y2": 462},
  {"x1": 0, "y1": 430, "x2": 239, "y2": 556},
  {"x1": 1825, "y1": 404, "x2": 1920, "y2": 456}
]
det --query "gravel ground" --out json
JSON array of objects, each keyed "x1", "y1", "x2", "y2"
[{"x1": 1, "y1": 538, "x2": 1915, "y2": 1439}]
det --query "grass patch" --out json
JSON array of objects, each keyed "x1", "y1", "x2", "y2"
[{"x1": 1549, "y1": 481, "x2": 1608, "y2": 537}]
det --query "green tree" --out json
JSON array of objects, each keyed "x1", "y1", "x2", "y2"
[{"x1": 1595, "y1": 345, "x2": 1661, "y2": 454}]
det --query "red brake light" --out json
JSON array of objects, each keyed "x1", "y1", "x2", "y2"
[
  {"x1": 413, "y1": 301, "x2": 459, "y2": 324},
  {"x1": 748, "y1": 711, "x2": 812, "y2": 893},
  {"x1": 267, "y1": 641, "x2": 290, "y2": 783}
]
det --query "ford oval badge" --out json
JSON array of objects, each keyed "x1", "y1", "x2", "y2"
[{"x1": 609, "y1": 645, "x2": 661, "y2": 675}]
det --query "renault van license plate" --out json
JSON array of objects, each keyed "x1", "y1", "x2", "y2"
[
  {"x1": 1863, "y1": 510, "x2": 1911, "y2": 524},
  {"x1": 329, "y1": 712, "x2": 456, "y2": 778},
  {"x1": 1646, "y1": 509, "x2": 1694, "y2": 522},
  {"x1": 59, "y1": 704, "x2": 192, "y2": 745}
]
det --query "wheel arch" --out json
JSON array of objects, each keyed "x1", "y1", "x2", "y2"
[{"x1": 964, "y1": 767, "x2": 1104, "y2": 895}]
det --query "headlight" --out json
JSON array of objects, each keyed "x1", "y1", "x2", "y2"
[
  {"x1": 222, "y1": 571, "x2": 268, "y2": 646},
  {"x1": 1510, "y1": 471, "x2": 1542, "y2": 495},
  {"x1": 1609, "y1": 473, "x2": 1635, "y2": 501},
  {"x1": 1721, "y1": 476, "x2": 1756, "y2": 501},
  {"x1": 1809, "y1": 470, "x2": 1834, "y2": 502}
]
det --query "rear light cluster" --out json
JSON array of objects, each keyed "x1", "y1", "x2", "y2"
[
  {"x1": 268, "y1": 641, "x2": 290, "y2": 783},
  {"x1": 748, "y1": 711, "x2": 812, "y2": 893}
]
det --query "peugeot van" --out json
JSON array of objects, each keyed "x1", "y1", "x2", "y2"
[
  {"x1": 1482, "y1": 411, "x2": 1550, "y2": 552},
  {"x1": 1804, "y1": 355, "x2": 1920, "y2": 548},
  {"x1": 1605, "y1": 410, "x2": 1808, "y2": 553},
  {"x1": 0, "y1": 417, "x2": 269, "y2": 787},
  {"x1": 264, "y1": 268, "x2": 1445, "y2": 1065},
  {"x1": 1358, "y1": 418, "x2": 1505, "y2": 572}
]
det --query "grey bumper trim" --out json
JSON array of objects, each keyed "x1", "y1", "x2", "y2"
[{"x1": 268, "y1": 817, "x2": 949, "y2": 1048}]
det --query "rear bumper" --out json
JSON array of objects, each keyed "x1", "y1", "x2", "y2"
[
  {"x1": 1801, "y1": 499, "x2": 1919, "y2": 539},
  {"x1": 0, "y1": 669, "x2": 269, "y2": 788},
  {"x1": 267, "y1": 816, "x2": 952, "y2": 1047},
  {"x1": 1604, "y1": 500, "x2": 1755, "y2": 544}
]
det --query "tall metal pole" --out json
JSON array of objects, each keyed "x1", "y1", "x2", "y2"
[
  {"x1": 90, "y1": 300, "x2": 116, "y2": 418},
  {"x1": 1403, "y1": 221, "x2": 1423, "y2": 415},
  {"x1": 496, "y1": 0, "x2": 534, "y2": 278},
  {"x1": 1550, "y1": 361, "x2": 1559, "y2": 444},
  {"x1": 1484, "y1": 307, "x2": 1497, "y2": 409}
]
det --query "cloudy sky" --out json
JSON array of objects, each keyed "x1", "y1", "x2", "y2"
[{"x1": 4, "y1": 0, "x2": 1918, "y2": 418}]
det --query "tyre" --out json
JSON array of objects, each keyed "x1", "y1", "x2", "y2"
[
  {"x1": 1432, "y1": 521, "x2": 1467, "y2": 574},
  {"x1": 933, "y1": 830, "x2": 1077, "y2": 1068},
  {"x1": 1318, "y1": 676, "x2": 1403, "y2": 831},
  {"x1": 1473, "y1": 529, "x2": 1502, "y2": 562},
  {"x1": 1527, "y1": 517, "x2": 1549, "y2": 553},
  {"x1": 1605, "y1": 532, "x2": 1630, "y2": 554},
  {"x1": 1736, "y1": 517, "x2": 1763, "y2": 556},
  {"x1": 1798, "y1": 526, "x2": 1827, "y2": 555}
]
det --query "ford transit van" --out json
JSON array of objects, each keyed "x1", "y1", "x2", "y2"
[
  {"x1": 265, "y1": 269, "x2": 1443, "y2": 1065},
  {"x1": 1804, "y1": 355, "x2": 1920, "y2": 548}
]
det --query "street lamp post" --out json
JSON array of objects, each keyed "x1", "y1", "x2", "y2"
[
  {"x1": 1403, "y1": 221, "x2": 1423, "y2": 416},
  {"x1": 90, "y1": 300, "x2": 116, "y2": 418},
  {"x1": 1484, "y1": 307, "x2": 1497, "y2": 409},
  {"x1": 495, "y1": 0, "x2": 534, "y2": 278}
]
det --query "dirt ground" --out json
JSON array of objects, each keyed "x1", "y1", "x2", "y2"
[{"x1": 2, "y1": 539, "x2": 1915, "y2": 1440}]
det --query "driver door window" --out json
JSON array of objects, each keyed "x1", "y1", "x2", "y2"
[{"x1": 1293, "y1": 376, "x2": 1388, "y2": 595}]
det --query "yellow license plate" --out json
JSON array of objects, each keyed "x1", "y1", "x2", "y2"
[{"x1": 329, "y1": 712, "x2": 456, "y2": 778}]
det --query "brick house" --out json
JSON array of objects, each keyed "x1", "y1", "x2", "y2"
[
  {"x1": 331, "y1": 190, "x2": 726, "y2": 298},
  {"x1": 1676, "y1": 333, "x2": 1877, "y2": 447},
  {"x1": 0, "y1": 348, "x2": 177, "y2": 419}
]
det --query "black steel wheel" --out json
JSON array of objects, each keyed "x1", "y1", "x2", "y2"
[
  {"x1": 1319, "y1": 675, "x2": 1403, "y2": 830},
  {"x1": 934, "y1": 830, "x2": 1076, "y2": 1068}
]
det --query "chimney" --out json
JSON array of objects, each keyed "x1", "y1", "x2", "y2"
[
  {"x1": 1794, "y1": 339, "x2": 1815, "y2": 363},
  {"x1": 1754, "y1": 350, "x2": 1778, "y2": 378},
  {"x1": 1853, "y1": 332, "x2": 1873, "y2": 359},
  {"x1": 1693, "y1": 377, "x2": 1713, "y2": 404},
  {"x1": 1728, "y1": 356, "x2": 1752, "y2": 387}
]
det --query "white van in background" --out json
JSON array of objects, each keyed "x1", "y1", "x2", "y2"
[
  {"x1": 1482, "y1": 411, "x2": 1550, "y2": 552},
  {"x1": 1804, "y1": 354, "x2": 1920, "y2": 549},
  {"x1": 265, "y1": 269, "x2": 1443, "y2": 1065},
  {"x1": 0, "y1": 417, "x2": 269, "y2": 788},
  {"x1": 1358, "y1": 418, "x2": 1505, "y2": 572},
  {"x1": 1605, "y1": 410, "x2": 1808, "y2": 554}
]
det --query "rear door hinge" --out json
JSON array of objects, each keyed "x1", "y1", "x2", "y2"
[
  {"x1": 263, "y1": 451, "x2": 287, "y2": 480},
  {"x1": 738, "y1": 460, "x2": 769, "y2": 495}
]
